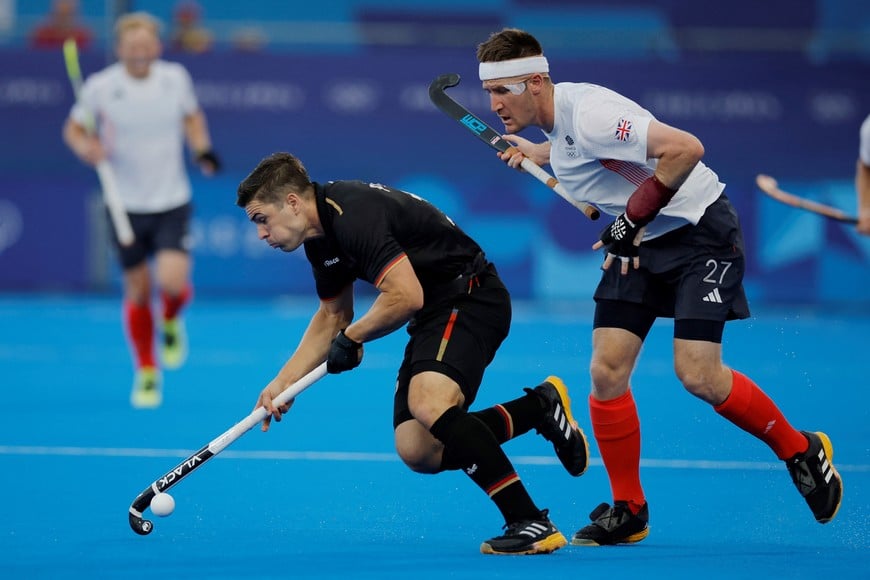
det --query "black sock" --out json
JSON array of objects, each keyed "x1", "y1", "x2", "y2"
[
  {"x1": 431, "y1": 406, "x2": 540, "y2": 523},
  {"x1": 471, "y1": 389, "x2": 545, "y2": 444}
]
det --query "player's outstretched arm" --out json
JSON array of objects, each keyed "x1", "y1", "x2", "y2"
[{"x1": 257, "y1": 286, "x2": 354, "y2": 431}]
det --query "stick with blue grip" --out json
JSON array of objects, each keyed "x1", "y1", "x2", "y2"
[{"x1": 428, "y1": 73, "x2": 599, "y2": 221}]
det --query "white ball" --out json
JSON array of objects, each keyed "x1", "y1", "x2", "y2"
[{"x1": 150, "y1": 492, "x2": 175, "y2": 517}]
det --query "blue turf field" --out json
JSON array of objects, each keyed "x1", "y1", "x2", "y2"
[{"x1": 0, "y1": 295, "x2": 867, "y2": 579}]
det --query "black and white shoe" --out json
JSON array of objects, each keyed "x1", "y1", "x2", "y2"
[
  {"x1": 480, "y1": 510, "x2": 567, "y2": 555},
  {"x1": 571, "y1": 501, "x2": 649, "y2": 546},
  {"x1": 786, "y1": 431, "x2": 843, "y2": 523},
  {"x1": 528, "y1": 376, "x2": 590, "y2": 476}
]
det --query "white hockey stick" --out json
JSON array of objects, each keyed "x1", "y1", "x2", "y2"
[{"x1": 128, "y1": 362, "x2": 329, "y2": 535}]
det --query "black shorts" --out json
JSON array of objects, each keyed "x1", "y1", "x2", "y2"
[
  {"x1": 593, "y1": 194, "x2": 750, "y2": 339},
  {"x1": 393, "y1": 265, "x2": 511, "y2": 428},
  {"x1": 112, "y1": 203, "x2": 193, "y2": 270}
]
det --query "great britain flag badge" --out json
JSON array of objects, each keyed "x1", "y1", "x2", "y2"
[{"x1": 615, "y1": 118, "x2": 632, "y2": 142}]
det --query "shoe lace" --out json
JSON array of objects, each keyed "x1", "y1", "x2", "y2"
[
  {"x1": 504, "y1": 509, "x2": 551, "y2": 537},
  {"x1": 596, "y1": 504, "x2": 631, "y2": 530},
  {"x1": 527, "y1": 386, "x2": 570, "y2": 440},
  {"x1": 788, "y1": 459, "x2": 817, "y2": 497}
]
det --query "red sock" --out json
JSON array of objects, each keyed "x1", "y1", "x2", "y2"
[
  {"x1": 589, "y1": 390, "x2": 645, "y2": 513},
  {"x1": 125, "y1": 301, "x2": 155, "y2": 369},
  {"x1": 161, "y1": 284, "x2": 192, "y2": 321},
  {"x1": 714, "y1": 370, "x2": 808, "y2": 460}
]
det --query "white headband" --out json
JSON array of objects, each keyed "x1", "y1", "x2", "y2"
[{"x1": 479, "y1": 56, "x2": 549, "y2": 81}]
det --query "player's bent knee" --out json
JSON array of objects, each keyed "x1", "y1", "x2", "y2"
[
  {"x1": 394, "y1": 420, "x2": 443, "y2": 474},
  {"x1": 395, "y1": 444, "x2": 442, "y2": 474},
  {"x1": 676, "y1": 369, "x2": 725, "y2": 404}
]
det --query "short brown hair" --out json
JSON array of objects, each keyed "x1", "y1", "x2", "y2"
[
  {"x1": 236, "y1": 152, "x2": 313, "y2": 208},
  {"x1": 476, "y1": 28, "x2": 544, "y2": 63}
]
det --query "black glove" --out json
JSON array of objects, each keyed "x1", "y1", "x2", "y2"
[
  {"x1": 598, "y1": 213, "x2": 642, "y2": 263},
  {"x1": 196, "y1": 149, "x2": 222, "y2": 173},
  {"x1": 326, "y1": 330, "x2": 363, "y2": 374}
]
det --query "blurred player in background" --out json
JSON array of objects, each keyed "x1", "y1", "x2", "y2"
[
  {"x1": 856, "y1": 114, "x2": 870, "y2": 235},
  {"x1": 474, "y1": 28, "x2": 843, "y2": 545},
  {"x1": 62, "y1": 12, "x2": 221, "y2": 408},
  {"x1": 236, "y1": 152, "x2": 590, "y2": 555}
]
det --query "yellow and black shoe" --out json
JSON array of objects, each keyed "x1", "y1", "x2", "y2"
[
  {"x1": 527, "y1": 376, "x2": 590, "y2": 476},
  {"x1": 572, "y1": 501, "x2": 649, "y2": 546},
  {"x1": 786, "y1": 431, "x2": 843, "y2": 524},
  {"x1": 481, "y1": 510, "x2": 567, "y2": 555},
  {"x1": 161, "y1": 317, "x2": 187, "y2": 370},
  {"x1": 130, "y1": 367, "x2": 162, "y2": 409}
]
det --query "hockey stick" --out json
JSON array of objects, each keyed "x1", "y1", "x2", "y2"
[
  {"x1": 756, "y1": 174, "x2": 857, "y2": 224},
  {"x1": 63, "y1": 38, "x2": 135, "y2": 247},
  {"x1": 428, "y1": 73, "x2": 600, "y2": 221},
  {"x1": 128, "y1": 362, "x2": 328, "y2": 535}
]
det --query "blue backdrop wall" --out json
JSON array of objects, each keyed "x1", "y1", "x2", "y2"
[{"x1": 0, "y1": 48, "x2": 868, "y2": 305}]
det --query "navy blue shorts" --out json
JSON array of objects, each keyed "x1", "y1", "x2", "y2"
[
  {"x1": 393, "y1": 266, "x2": 511, "y2": 428},
  {"x1": 593, "y1": 194, "x2": 750, "y2": 340},
  {"x1": 111, "y1": 203, "x2": 193, "y2": 270}
]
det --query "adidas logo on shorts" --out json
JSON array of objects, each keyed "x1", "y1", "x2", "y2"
[{"x1": 702, "y1": 288, "x2": 723, "y2": 303}]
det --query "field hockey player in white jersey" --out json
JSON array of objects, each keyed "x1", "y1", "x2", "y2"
[
  {"x1": 474, "y1": 28, "x2": 843, "y2": 545},
  {"x1": 63, "y1": 12, "x2": 221, "y2": 408}
]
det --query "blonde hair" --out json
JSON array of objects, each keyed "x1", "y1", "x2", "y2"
[{"x1": 114, "y1": 11, "x2": 162, "y2": 40}]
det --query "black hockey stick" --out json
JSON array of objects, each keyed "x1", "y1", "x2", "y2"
[
  {"x1": 128, "y1": 362, "x2": 327, "y2": 535},
  {"x1": 428, "y1": 73, "x2": 599, "y2": 221},
  {"x1": 756, "y1": 174, "x2": 858, "y2": 224}
]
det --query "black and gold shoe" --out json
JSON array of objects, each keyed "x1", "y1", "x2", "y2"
[
  {"x1": 528, "y1": 376, "x2": 590, "y2": 476},
  {"x1": 786, "y1": 431, "x2": 843, "y2": 524},
  {"x1": 481, "y1": 510, "x2": 567, "y2": 555}
]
